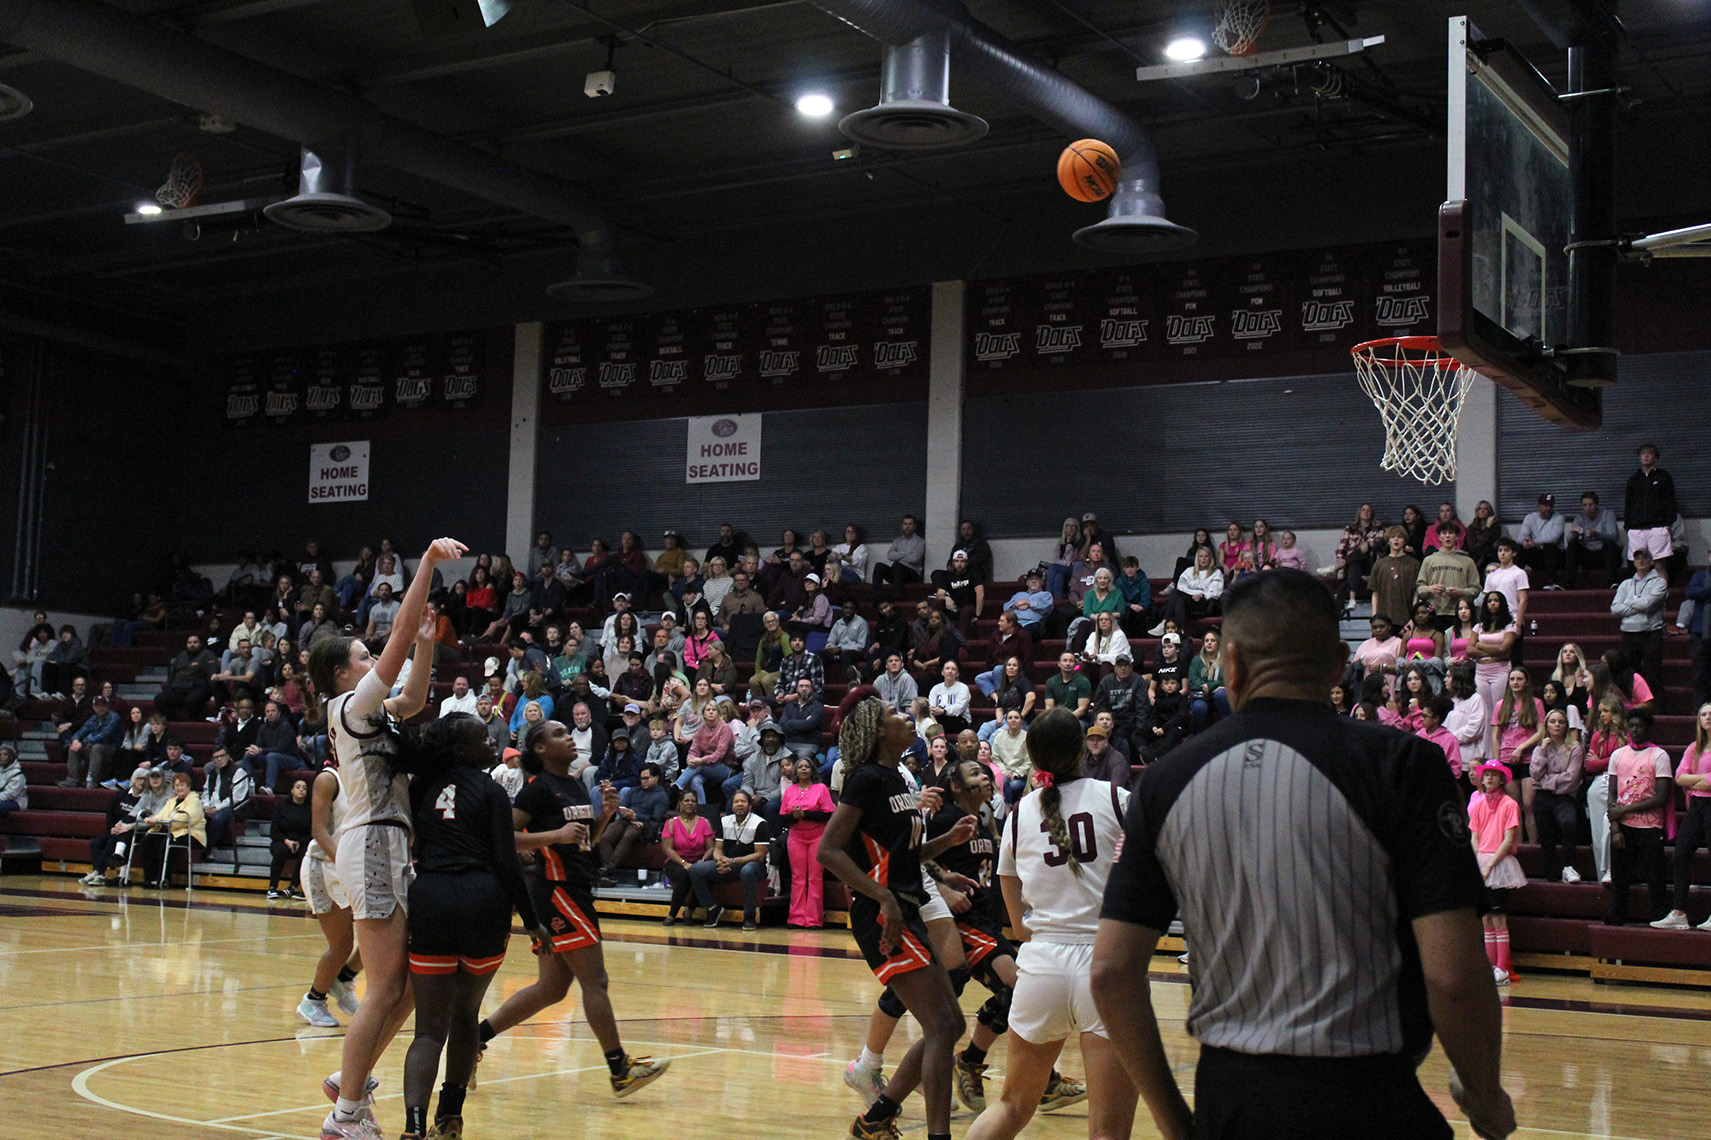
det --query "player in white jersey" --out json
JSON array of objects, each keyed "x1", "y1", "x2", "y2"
[
  {"x1": 967, "y1": 707, "x2": 1139, "y2": 1140},
  {"x1": 297, "y1": 767, "x2": 362, "y2": 1029},
  {"x1": 309, "y1": 536, "x2": 466, "y2": 1140}
]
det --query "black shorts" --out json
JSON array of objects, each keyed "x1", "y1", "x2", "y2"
[
  {"x1": 408, "y1": 870, "x2": 513, "y2": 976},
  {"x1": 529, "y1": 876, "x2": 602, "y2": 954},
  {"x1": 1194, "y1": 1045, "x2": 1452, "y2": 1140},
  {"x1": 955, "y1": 904, "x2": 1017, "y2": 970},
  {"x1": 850, "y1": 894, "x2": 935, "y2": 984},
  {"x1": 1482, "y1": 885, "x2": 1510, "y2": 915}
]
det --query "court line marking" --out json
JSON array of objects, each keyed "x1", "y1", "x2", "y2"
[
  {"x1": 71, "y1": 1055, "x2": 300, "y2": 1139},
  {"x1": 0, "y1": 932, "x2": 325, "y2": 957}
]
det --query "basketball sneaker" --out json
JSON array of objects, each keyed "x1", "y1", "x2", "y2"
[
  {"x1": 425, "y1": 1118, "x2": 463, "y2": 1140},
  {"x1": 843, "y1": 1059, "x2": 885, "y2": 1108},
  {"x1": 1561, "y1": 867, "x2": 1582, "y2": 884},
  {"x1": 848, "y1": 1114, "x2": 902, "y2": 1140},
  {"x1": 297, "y1": 996, "x2": 339, "y2": 1028},
  {"x1": 330, "y1": 977, "x2": 361, "y2": 1016},
  {"x1": 318, "y1": 1110, "x2": 382, "y2": 1140},
  {"x1": 1492, "y1": 967, "x2": 1511, "y2": 986},
  {"x1": 1650, "y1": 911, "x2": 1691, "y2": 930},
  {"x1": 1039, "y1": 1071, "x2": 1088, "y2": 1111},
  {"x1": 610, "y1": 1055, "x2": 670, "y2": 1098},
  {"x1": 954, "y1": 1054, "x2": 988, "y2": 1111},
  {"x1": 322, "y1": 1071, "x2": 381, "y2": 1103}
]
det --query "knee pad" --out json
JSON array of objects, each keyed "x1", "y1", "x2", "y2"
[
  {"x1": 971, "y1": 959, "x2": 1008, "y2": 996},
  {"x1": 976, "y1": 989, "x2": 1011, "y2": 1036},
  {"x1": 948, "y1": 966, "x2": 972, "y2": 997},
  {"x1": 876, "y1": 986, "x2": 907, "y2": 1020}
]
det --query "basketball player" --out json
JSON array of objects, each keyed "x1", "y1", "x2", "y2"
[
  {"x1": 400, "y1": 714, "x2": 552, "y2": 1140},
  {"x1": 819, "y1": 692, "x2": 965, "y2": 1140},
  {"x1": 472, "y1": 719, "x2": 669, "y2": 1097},
  {"x1": 297, "y1": 766, "x2": 362, "y2": 1030},
  {"x1": 311, "y1": 536, "x2": 465, "y2": 1140},
  {"x1": 965, "y1": 708, "x2": 1138, "y2": 1140},
  {"x1": 846, "y1": 758, "x2": 1086, "y2": 1115}
]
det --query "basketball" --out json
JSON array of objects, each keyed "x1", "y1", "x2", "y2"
[{"x1": 1057, "y1": 138, "x2": 1121, "y2": 202}]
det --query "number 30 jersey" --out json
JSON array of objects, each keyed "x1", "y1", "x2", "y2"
[{"x1": 998, "y1": 778, "x2": 1129, "y2": 944}]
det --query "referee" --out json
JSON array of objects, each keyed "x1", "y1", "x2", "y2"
[{"x1": 1091, "y1": 570, "x2": 1516, "y2": 1140}]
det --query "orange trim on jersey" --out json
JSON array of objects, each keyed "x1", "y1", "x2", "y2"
[
  {"x1": 408, "y1": 954, "x2": 459, "y2": 976},
  {"x1": 538, "y1": 844, "x2": 566, "y2": 881},
  {"x1": 459, "y1": 951, "x2": 507, "y2": 976},
  {"x1": 547, "y1": 886, "x2": 600, "y2": 953},
  {"x1": 861, "y1": 833, "x2": 890, "y2": 887},
  {"x1": 956, "y1": 921, "x2": 999, "y2": 967},
  {"x1": 874, "y1": 928, "x2": 933, "y2": 983}
]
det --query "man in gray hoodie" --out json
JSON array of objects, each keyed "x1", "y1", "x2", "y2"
[{"x1": 730, "y1": 719, "x2": 788, "y2": 819}]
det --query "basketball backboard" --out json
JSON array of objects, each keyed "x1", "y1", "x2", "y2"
[{"x1": 1439, "y1": 14, "x2": 1602, "y2": 428}]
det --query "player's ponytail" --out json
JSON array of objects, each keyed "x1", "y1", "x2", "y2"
[
  {"x1": 403, "y1": 713, "x2": 489, "y2": 776},
  {"x1": 834, "y1": 687, "x2": 886, "y2": 770},
  {"x1": 1026, "y1": 708, "x2": 1088, "y2": 877},
  {"x1": 307, "y1": 636, "x2": 359, "y2": 700},
  {"x1": 518, "y1": 719, "x2": 550, "y2": 774}
]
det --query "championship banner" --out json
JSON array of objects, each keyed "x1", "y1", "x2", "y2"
[
  {"x1": 686, "y1": 414, "x2": 761, "y2": 483},
  {"x1": 308, "y1": 441, "x2": 370, "y2": 503}
]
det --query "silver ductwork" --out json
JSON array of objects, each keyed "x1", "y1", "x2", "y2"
[
  {"x1": 811, "y1": 0, "x2": 1196, "y2": 253},
  {"x1": 0, "y1": 0, "x2": 649, "y2": 301},
  {"x1": 840, "y1": 28, "x2": 988, "y2": 151},
  {"x1": 263, "y1": 139, "x2": 393, "y2": 234}
]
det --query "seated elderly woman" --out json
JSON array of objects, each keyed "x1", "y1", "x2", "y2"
[
  {"x1": 81, "y1": 768, "x2": 171, "y2": 884},
  {"x1": 133, "y1": 770, "x2": 206, "y2": 889}
]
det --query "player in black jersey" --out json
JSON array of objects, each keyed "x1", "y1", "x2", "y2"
[
  {"x1": 401, "y1": 714, "x2": 549, "y2": 1140},
  {"x1": 819, "y1": 693, "x2": 965, "y2": 1140},
  {"x1": 474, "y1": 720, "x2": 670, "y2": 1099}
]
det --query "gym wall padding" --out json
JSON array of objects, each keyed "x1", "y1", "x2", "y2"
[
  {"x1": 1496, "y1": 350, "x2": 1709, "y2": 522},
  {"x1": 533, "y1": 402, "x2": 928, "y2": 548},
  {"x1": 958, "y1": 370, "x2": 1455, "y2": 539}
]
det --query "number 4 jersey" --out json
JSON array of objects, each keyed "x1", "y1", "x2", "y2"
[{"x1": 998, "y1": 778, "x2": 1130, "y2": 943}]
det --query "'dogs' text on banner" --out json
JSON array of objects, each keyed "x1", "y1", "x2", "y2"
[
  {"x1": 308, "y1": 440, "x2": 370, "y2": 503},
  {"x1": 686, "y1": 415, "x2": 761, "y2": 483}
]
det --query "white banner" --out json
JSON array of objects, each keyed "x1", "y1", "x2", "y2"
[
  {"x1": 686, "y1": 414, "x2": 762, "y2": 483},
  {"x1": 308, "y1": 441, "x2": 371, "y2": 503}
]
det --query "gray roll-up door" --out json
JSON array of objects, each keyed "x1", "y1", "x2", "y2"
[
  {"x1": 1497, "y1": 351, "x2": 1708, "y2": 522},
  {"x1": 534, "y1": 402, "x2": 928, "y2": 546},
  {"x1": 959, "y1": 372, "x2": 1453, "y2": 537}
]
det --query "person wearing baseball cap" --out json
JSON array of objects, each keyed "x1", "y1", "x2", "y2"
[
  {"x1": 1469, "y1": 761, "x2": 1525, "y2": 984},
  {"x1": 1517, "y1": 492, "x2": 1565, "y2": 588},
  {"x1": 1079, "y1": 512, "x2": 1120, "y2": 564},
  {"x1": 790, "y1": 572, "x2": 832, "y2": 629},
  {"x1": 1004, "y1": 567, "x2": 1054, "y2": 638}
]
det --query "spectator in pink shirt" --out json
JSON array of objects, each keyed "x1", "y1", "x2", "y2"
[
  {"x1": 1415, "y1": 695, "x2": 1463, "y2": 782},
  {"x1": 1606, "y1": 709, "x2": 1673, "y2": 926},
  {"x1": 1423, "y1": 501, "x2": 1466, "y2": 552},
  {"x1": 1272, "y1": 530, "x2": 1309, "y2": 571},
  {"x1": 1652, "y1": 703, "x2": 1711, "y2": 930},
  {"x1": 1349, "y1": 614, "x2": 1402, "y2": 692}
]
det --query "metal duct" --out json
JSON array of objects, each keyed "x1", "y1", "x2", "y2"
[
  {"x1": 810, "y1": 0, "x2": 1195, "y2": 253},
  {"x1": 840, "y1": 28, "x2": 988, "y2": 151},
  {"x1": 0, "y1": 0, "x2": 648, "y2": 300},
  {"x1": 263, "y1": 139, "x2": 393, "y2": 234}
]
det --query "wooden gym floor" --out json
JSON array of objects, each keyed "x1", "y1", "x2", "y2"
[{"x1": 1, "y1": 875, "x2": 1707, "y2": 1140}]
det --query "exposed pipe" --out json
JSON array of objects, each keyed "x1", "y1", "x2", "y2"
[
  {"x1": 809, "y1": 0, "x2": 1195, "y2": 251},
  {"x1": 0, "y1": 0, "x2": 643, "y2": 294}
]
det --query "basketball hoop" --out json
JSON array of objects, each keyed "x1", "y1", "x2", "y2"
[
  {"x1": 1213, "y1": 0, "x2": 1270, "y2": 56},
  {"x1": 155, "y1": 151, "x2": 203, "y2": 209},
  {"x1": 1351, "y1": 335, "x2": 1477, "y2": 486}
]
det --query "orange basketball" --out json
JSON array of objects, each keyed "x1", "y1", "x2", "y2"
[{"x1": 1057, "y1": 138, "x2": 1121, "y2": 202}]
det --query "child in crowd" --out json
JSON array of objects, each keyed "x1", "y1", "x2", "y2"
[
  {"x1": 487, "y1": 746, "x2": 525, "y2": 802},
  {"x1": 1469, "y1": 762, "x2": 1524, "y2": 985},
  {"x1": 1145, "y1": 674, "x2": 1192, "y2": 759},
  {"x1": 645, "y1": 717, "x2": 681, "y2": 782},
  {"x1": 1415, "y1": 695, "x2": 1462, "y2": 783}
]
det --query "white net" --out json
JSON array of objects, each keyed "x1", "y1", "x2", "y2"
[
  {"x1": 1213, "y1": 0, "x2": 1270, "y2": 56},
  {"x1": 1351, "y1": 336, "x2": 1477, "y2": 486},
  {"x1": 155, "y1": 152, "x2": 203, "y2": 209}
]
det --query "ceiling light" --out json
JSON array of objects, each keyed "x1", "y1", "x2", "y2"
[
  {"x1": 796, "y1": 92, "x2": 835, "y2": 118},
  {"x1": 1164, "y1": 36, "x2": 1207, "y2": 62},
  {"x1": 135, "y1": 201, "x2": 163, "y2": 215}
]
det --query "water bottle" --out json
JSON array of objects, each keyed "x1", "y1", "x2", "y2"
[{"x1": 1529, "y1": 619, "x2": 1537, "y2": 635}]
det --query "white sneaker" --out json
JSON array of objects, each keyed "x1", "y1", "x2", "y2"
[
  {"x1": 319, "y1": 1110, "x2": 381, "y2": 1140},
  {"x1": 1600, "y1": 871, "x2": 1612, "y2": 884},
  {"x1": 1147, "y1": 622, "x2": 1166, "y2": 637},
  {"x1": 297, "y1": 996, "x2": 338, "y2": 1027},
  {"x1": 330, "y1": 977, "x2": 360, "y2": 1015},
  {"x1": 1650, "y1": 912, "x2": 1692, "y2": 930},
  {"x1": 1697, "y1": 915, "x2": 1711, "y2": 932},
  {"x1": 1492, "y1": 967, "x2": 1510, "y2": 986},
  {"x1": 1177, "y1": 951, "x2": 1190, "y2": 965},
  {"x1": 1562, "y1": 867, "x2": 1582, "y2": 884},
  {"x1": 843, "y1": 1059, "x2": 885, "y2": 1108},
  {"x1": 80, "y1": 871, "x2": 105, "y2": 885}
]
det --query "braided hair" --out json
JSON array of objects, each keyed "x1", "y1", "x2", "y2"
[
  {"x1": 518, "y1": 719, "x2": 552, "y2": 775},
  {"x1": 834, "y1": 685, "x2": 887, "y2": 770},
  {"x1": 1026, "y1": 707, "x2": 1089, "y2": 876}
]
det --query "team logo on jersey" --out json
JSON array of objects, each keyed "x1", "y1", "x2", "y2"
[
  {"x1": 551, "y1": 915, "x2": 568, "y2": 932},
  {"x1": 1438, "y1": 800, "x2": 1472, "y2": 846}
]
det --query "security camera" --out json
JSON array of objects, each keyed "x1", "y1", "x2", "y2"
[{"x1": 585, "y1": 69, "x2": 615, "y2": 98}]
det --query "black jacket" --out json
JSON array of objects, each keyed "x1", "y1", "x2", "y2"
[{"x1": 1625, "y1": 465, "x2": 1677, "y2": 530}]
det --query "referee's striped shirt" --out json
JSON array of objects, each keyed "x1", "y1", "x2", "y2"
[{"x1": 1101, "y1": 697, "x2": 1483, "y2": 1060}]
